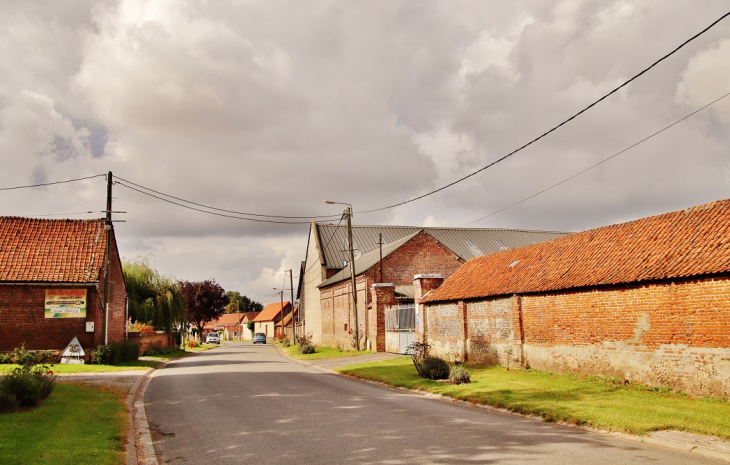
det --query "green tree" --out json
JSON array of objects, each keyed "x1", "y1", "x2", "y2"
[
  {"x1": 123, "y1": 257, "x2": 186, "y2": 338},
  {"x1": 224, "y1": 291, "x2": 264, "y2": 313}
]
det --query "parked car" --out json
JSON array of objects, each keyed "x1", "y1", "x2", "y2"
[
  {"x1": 206, "y1": 332, "x2": 221, "y2": 344},
  {"x1": 253, "y1": 333, "x2": 266, "y2": 344}
]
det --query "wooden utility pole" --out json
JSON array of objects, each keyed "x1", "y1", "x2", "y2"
[
  {"x1": 346, "y1": 207, "x2": 360, "y2": 350},
  {"x1": 103, "y1": 171, "x2": 112, "y2": 345},
  {"x1": 378, "y1": 233, "x2": 384, "y2": 283},
  {"x1": 279, "y1": 290, "x2": 284, "y2": 340},
  {"x1": 288, "y1": 269, "x2": 295, "y2": 342}
]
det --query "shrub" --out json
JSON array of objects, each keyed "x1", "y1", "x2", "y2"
[
  {"x1": 91, "y1": 345, "x2": 112, "y2": 365},
  {"x1": 142, "y1": 347, "x2": 161, "y2": 356},
  {"x1": 418, "y1": 356, "x2": 450, "y2": 380},
  {"x1": 0, "y1": 353, "x2": 13, "y2": 364},
  {"x1": 91, "y1": 341, "x2": 140, "y2": 365},
  {"x1": 449, "y1": 364, "x2": 471, "y2": 384},
  {"x1": 281, "y1": 336, "x2": 291, "y2": 347},
  {"x1": 298, "y1": 344, "x2": 315, "y2": 354},
  {"x1": 0, "y1": 391, "x2": 18, "y2": 413},
  {"x1": 0, "y1": 366, "x2": 56, "y2": 408}
]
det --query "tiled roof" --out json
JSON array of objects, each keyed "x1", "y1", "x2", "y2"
[
  {"x1": 280, "y1": 307, "x2": 299, "y2": 327},
  {"x1": 205, "y1": 313, "x2": 247, "y2": 329},
  {"x1": 423, "y1": 199, "x2": 730, "y2": 303},
  {"x1": 253, "y1": 301, "x2": 291, "y2": 322},
  {"x1": 0, "y1": 217, "x2": 107, "y2": 283}
]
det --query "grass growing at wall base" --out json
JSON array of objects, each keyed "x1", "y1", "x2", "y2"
[
  {"x1": 0, "y1": 384, "x2": 126, "y2": 465},
  {"x1": 280, "y1": 344, "x2": 373, "y2": 360},
  {"x1": 337, "y1": 356, "x2": 730, "y2": 439}
]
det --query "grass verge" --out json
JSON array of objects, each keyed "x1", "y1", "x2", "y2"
[
  {"x1": 0, "y1": 383, "x2": 127, "y2": 464},
  {"x1": 337, "y1": 356, "x2": 730, "y2": 439},
  {"x1": 0, "y1": 360, "x2": 160, "y2": 374},
  {"x1": 280, "y1": 344, "x2": 373, "y2": 360}
]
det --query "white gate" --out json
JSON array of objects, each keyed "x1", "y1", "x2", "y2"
[{"x1": 385, "y1": 302, "x2": 415, "y2": 354}]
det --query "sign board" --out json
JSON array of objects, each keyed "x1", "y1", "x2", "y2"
[
  {"x1": 61, "y1": 337, "x2": 85, "y2": 364},
  {"x1": 45, "y1": 289, "x2": 87, "y2": 318}
]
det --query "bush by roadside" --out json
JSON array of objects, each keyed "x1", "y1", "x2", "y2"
[
  {"x1": 90, "y1": 341, "x2": 141, "y2": 365},
  {"x1": 0, "y1": 345, "x2": 57, "y2": 413}
]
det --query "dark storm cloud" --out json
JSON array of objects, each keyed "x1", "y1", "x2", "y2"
[{"x1": 1, "y1": 0, "x2": 729, "y2": 297}]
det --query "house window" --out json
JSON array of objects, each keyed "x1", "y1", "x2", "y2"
[{"x1": 344, "y1": 324, "x2": 348, "y2": 332}]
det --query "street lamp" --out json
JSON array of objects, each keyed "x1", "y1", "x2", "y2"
[{"x1": 324, "y1": 200, "x2": 360, "y2": 350}]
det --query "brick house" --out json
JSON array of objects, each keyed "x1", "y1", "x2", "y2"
[
  {"x1": 0, "y1": 217, "x2": 127, "y2": 355},
  {"x1": 421, "y1": 199, "x2": 730, "y2": 398},
  {"x1": 299, "y1": 222, "x2": 567, "y2": 346},
  {"x1": 253, "y1": 301, "x2": 292, "y2": 340}
]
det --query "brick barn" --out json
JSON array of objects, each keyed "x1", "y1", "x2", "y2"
[
  {"x1": 421, "y1": 199, "x2": 730, "y2": 398},
  {"x1": 0, "y1": 217, "x2": 127, "y2": 356},
  {"x1": 300, "y1": 222, "x2": 567, "y2": 346}
]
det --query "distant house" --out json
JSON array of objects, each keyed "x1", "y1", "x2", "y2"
[
  {"x1": 421, "y1": 199, "x2": 730, "y2": 398},
  {"x1": 0, "y1": 217, "x2": 127, "y2": 355},
  {"x1": 204, "y1": 312, "x2": 260, "y2": 340},
  {"x1": 300, "y1": 223, "x2": 568, "y2": 347},
  {"x1": 253, "y1": 301, "x2": 292, "y2": 339}
]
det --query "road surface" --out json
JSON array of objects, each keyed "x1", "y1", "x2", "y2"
[{"x1": 144, "y1": 342, "x2": 723, "y2": 464}]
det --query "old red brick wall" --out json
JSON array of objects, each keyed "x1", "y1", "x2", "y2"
[
  {"x1": 0, "y1": 285, "x2": 100, "y2": 352},
  {"x1": 379, "y1": 233, "x2": 463, "y2": 286},
  {"x1": 97, "y1": 231, "x2": 127, "y2": 345},
  {"x1": 127, "y1": 332, "x2": 170, "y2": 352},
  {"x1": 424, "y1": 274, "x2": 730, "y2": 397},
  {"x1": 320, "y1": 275, "x2": 370, "y2": 349}
]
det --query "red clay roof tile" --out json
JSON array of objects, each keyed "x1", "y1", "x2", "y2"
[
  {"x1": 0, "y1": 217, "x2": 107, "y2": 283},
  {"x1": 423, "y1": 199, "x2": 730, "y2": 303}
]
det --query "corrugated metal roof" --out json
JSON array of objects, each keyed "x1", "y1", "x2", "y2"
[
  {"x1": 318, "y1": 232, "x2": 419, "y2": 288},
  {"x1": 315, "y1": 223, "x2": 568, "y2": 270}
]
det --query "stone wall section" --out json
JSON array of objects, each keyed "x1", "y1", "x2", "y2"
[{"x1": 423, "y1": 274, "x2": 730, "y2": 397}]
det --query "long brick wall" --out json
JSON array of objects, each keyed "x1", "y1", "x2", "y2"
[{"x1": 424, "y1": 274, "x2": 730, "y2": 398}]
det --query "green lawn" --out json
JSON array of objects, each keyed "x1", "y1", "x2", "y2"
[
  {"x1": 0, "y1": 384, "x2": 127, "y2": 465},
  {"x1": 280, "y1": 344, "x2": 373, "y2": 360},
  {"x1": 338, "y1": 357, "x2": 730, "y2": 439},
  {"x1": 0, "y1": 360, "x2": 160, "y2": 374}
]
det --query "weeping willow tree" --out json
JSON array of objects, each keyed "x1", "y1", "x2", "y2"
[{"x1": 123, "y1": 257, "x2": 187, "y2": 335}]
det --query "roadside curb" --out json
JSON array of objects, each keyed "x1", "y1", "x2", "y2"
[
  {"x1": 126, "y1": 368, "x2": 153, "y2": 465},
  {"x1": 128, "y1": 349, "x2": 215, "y2": 465},
  {"x1": 334, "y1": 372, "x2": 730, "y2": 463}
]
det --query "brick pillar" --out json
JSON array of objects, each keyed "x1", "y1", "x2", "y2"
[
  {"x1": 413, "y1": 274, "x2": 444, "y2": 343},
  {"x1": 370, "y1": 283, "x2": 395, "y2": 352}
]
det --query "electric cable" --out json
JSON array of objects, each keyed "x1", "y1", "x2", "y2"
[
  {"x1": 463, "y1": 89, "x2": 730, "y2": 226},
  {"x1": 0, "y1": 174, "x2": 106, "y2": 191},
  {"x1": 115, "y1": 181, "x2": 318, "y2": 224},
  {"x1": 115, "y1": 176, "x2": 340, "y2": 220},
  {"x1": 357, "y1": 10, "x2": 730, "y2": 214}
]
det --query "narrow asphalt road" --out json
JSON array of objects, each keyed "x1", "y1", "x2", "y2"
[{"x1": 144, "y1": 343, "x2": 723, "y2": 465}]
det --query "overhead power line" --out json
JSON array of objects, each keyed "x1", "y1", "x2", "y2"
[
  {"x1": 0, "y1": 174, "x2": 106, "y2": 191},
  {"x1": 358, "y1": 10, "x2": 730, "y2": 214},
  {"x1": 115, "y1": 176, "x2": 340, "y2": 220},
  {"x1": 464, "y1": 89, "x2": 730, "y2": 226},
  {"x1": 115, "y1": 181, "x2": 320, "y2": 225}
]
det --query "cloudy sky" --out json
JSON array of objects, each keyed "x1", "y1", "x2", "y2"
[{"x1": 2, "y1": 0, "x2": 729, "y2": 305}]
